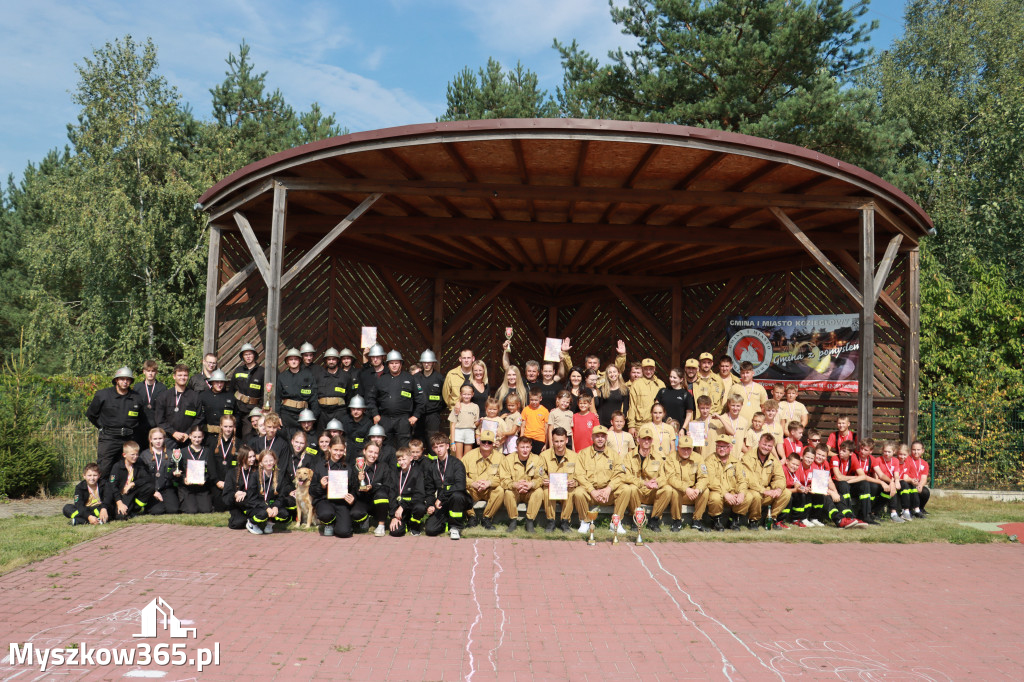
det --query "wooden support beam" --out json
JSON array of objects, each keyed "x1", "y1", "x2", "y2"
[
  {"x1": 872, "y1": 201, "x2": 921, "y2": 245},
  {"x1": 677, "y1": 277, "x2": 743, "y2": 356},
  {"x1": 206, "y1": 179, "x2": 273, "y2": 222},
  {"x1": 281, "y1": 193, "x2": 381, "y2": 288},
  {"x1": 561, "y1": 301, "x2": 596, "y2": 341},
  {"x1": 671, "y1": 285, "x2": 682, "y2": 368},
  {"x1": 264, "y1": 183, "x2": 287, "y2": 404},
  {"x1": 278, "y1": 176, "x2": 873, "y2": 212},
  {"x1": 873, "y1": 234, "x2": 903, "y2": 303},
  {"x1": 858, "y1": 207, "x2": 875, "y2": 438},
  {"x1": 833, "y1": 250, "x2": 910, "y2": 327},
  {"x1": 442, "y1": 281, "x2": 510, "y2": 344},
  {"x1": 379, "y1": 268, "x2": 432, "y2": 347},
  {"x1": 217, "y1": 261, "x2": 259, "y2": 306},
  {"x1": 547, "y1": 306, "x2": 559, "y2": 338},
  {"x1": 440, "y1": 268, "x2": 677, "y2": 288},
  {"x1": 203, "y1": 225, "x2": 221, "y2": 356},
  {"x1": 771, "y1": 206, "x2": 863, "y2": 308},
  {"x1": 432, "y1": 279, "x2": 444, "y2": 353},
  {"x1": 905, "y1": 248, "x2": 921, "y2": 441},
  {"x1": 607, "y1": 284, "x2": 670, "y2": 349},
  {"x1": 509, "y1": 297, "x2": 545, "y2": 345},
  {"x1": 233, "y1": 211, "x2": 271, "y2": 285}
]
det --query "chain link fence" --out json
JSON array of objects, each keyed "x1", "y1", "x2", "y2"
[{"x1": 918, "y1": 401, "x2": 1024, "y2": 491}]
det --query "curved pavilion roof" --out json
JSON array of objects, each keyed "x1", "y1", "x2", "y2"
[{"x1": 198, "y1": 118, "x2": 931, "y2": 297}]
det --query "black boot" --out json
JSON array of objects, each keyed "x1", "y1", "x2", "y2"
[
  {"x1": 506, "y1": 519, "x2": 518, "y2": 533},
  {"x1": 712, "y1": 515, "x2": 725, "y2": 532}
]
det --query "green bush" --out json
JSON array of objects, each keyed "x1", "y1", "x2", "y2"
[{"x1": 0, "y1": 346, "x2": 59, "y2": 497}]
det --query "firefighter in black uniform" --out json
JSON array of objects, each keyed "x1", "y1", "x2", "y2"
[
  {"x1": 374, "y1": 350, "x2": 424, "y2": 449},
  {"x1": 188, "y1": 353, "x2": 219, "y2": 393},
  {"x1": 337, "y1": 347, "x2": 359, "y2": 392},
  {"x1": 357, "y1": 344, "x2": 386, "y2": 408},
  {"x1": 86, "y1": 367, "x2": 145, "y2": 479},
  {"x1": 276, "y1": 347, "x2": 318, "y2": 432},
  {"x1": 414, "y1": 349, "x2": 444, "y2": 442},
  {"x1": 390, "y1": 446, "x2": 426, "y2": 536},
  {"x1": 316, "y1": 347, "x2": 352, "y2": 431},
  {"x1": 155, "y1": 364, "x2": 205, "y2": 451},
  {"x1": 299, "y1": 341, "x2": 317, "y2": 372},
  {"x1": 230, "y1": 343, "x2": 264, "y2": 440},
  {"x1": 424, "y1": 436, "x2": 469, "y2": 540},
  {"x1": 343, "y1": 395, "x2": 373, "y2": 456},
  {"x1": 133, "y1": 360, "x2": 166, "y2": 440},
  {"x1": 199, "y1": 370, "x2": 235, "y2": 447}
]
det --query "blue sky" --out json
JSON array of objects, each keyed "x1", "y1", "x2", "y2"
[{"x1": 0, "y1": 0, "x2": 909, "y2": 183}]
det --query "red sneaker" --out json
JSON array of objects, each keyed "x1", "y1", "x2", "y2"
[
  {"x1": 775, "y1": 521, "x2": 790, "y2": 529},
  {"x1": 838, "y1": 517, "x2": 858, "y2": 529},
  {"x1": 791, "y1": 520, "x2": 806, "y2": 528}
]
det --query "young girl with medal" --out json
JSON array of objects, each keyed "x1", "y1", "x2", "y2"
[
  {"x1": 648, "y1": 403, "x2": 677, "y2": 458},
  {"x1": 176, "y1": 425, "x2": 222, "y2": 514},
  {"x1": 223, "y1": 445, "x2": 258, "y2": 529},
  {"x1": 311, "y1": 436, "x2": 363, "y2": 537},
  {"x1": 141, "y1": 427, "x2": 180, "y2": 515},
  {"x1": 246, "y1": 450, "x2": 293, "y2": 535},
  {"x1": 211, "y1": 415, "x2": 238, "y2": 512},
  {"x1": 357, "y1": 442, "x2": 393, "y2": 537},
  {"x1": 279, "y1": 429, "x2": 318, "y2": 520}
]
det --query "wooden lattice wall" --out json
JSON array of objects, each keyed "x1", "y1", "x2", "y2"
[{"x1": 214, "y1": 231, "x2": 912, "y2": 440}]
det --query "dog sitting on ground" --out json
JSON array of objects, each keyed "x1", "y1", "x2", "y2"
[{"x1": 293, "y1": 467, "x2": 316, "y2": 528}]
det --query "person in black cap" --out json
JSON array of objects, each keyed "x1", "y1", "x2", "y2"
[{"x1": 86, "y1": 366, "x2": 145, "y2": 479}]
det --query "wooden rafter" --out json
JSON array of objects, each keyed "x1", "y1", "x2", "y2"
[
  {"x1": 874, "y1": 234, "x2": 903, "y2": 302},
  {"x1": 677, "y1": 277, "x2": 744, "y2": 355},
  {"x1": 379, "y1": 268, "x2": 432, "y2": 345},
  {"x1": 607, "y1": 284, "x2": 670, "y2": 349},
  {"x1": 771, "y1": 206, "x2": 863, "y2": 308},
  {"x1": 232, "y1": 211, "x2": 271, "y2": 284},
  {"x1": 282, "y1": 193, "x2": 382, "y2": 288},
  {"x1": 442, "y1": 281, "x2": 510, "y2": 344},
  {"x1": 832, "y1": 250, "x2": 910, "y2": 327}
]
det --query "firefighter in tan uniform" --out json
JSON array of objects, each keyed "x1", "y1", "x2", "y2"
[
  {"x1": 624, "y1": 423, "x2": 673, "y2": 532},
  {"x1": 742, "y1": 432, "x2": 791, "y2": 527},
  {"x1": 539, "y1": 427, "x2": 590, "y2": 532},
  {"x1": 462, "y1": 430, "x2": 504, "y2": 530},
  {"x1": 706, "y1": 434, "x2": 752, "y2": 531},
  {"x1": 499, "y1": 436, "x2": 545, "y2": 533},
  {"x1": 666, "y1": 434, "x2": 710, "y2": 532},
  {"x1": 693, "y1": 352, "x2": 726, "y2": 414},
  {"x1": 626, "y1": 358, "x2": 665, "y2": 437},
  {"x1": 577, "y1": 425, "x2": 635, "y2": 535}
]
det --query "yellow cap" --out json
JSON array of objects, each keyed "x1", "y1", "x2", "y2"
[
  {"x1": 479, "y1": 430, "x2": 496, "y2": 443},
  {"x1": 638, "y1": 424, "x2": 656, "y2": 440}
]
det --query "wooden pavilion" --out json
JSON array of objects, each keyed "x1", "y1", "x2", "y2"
[{"x1": 196, "y1": 119, "x2": 932, "y2": 440}]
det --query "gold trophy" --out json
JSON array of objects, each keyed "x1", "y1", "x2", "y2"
[
  {"x1": 633, "y1": 507, "x2": 647, "y2": 546},
  {"x1": 356, "y1": 456, "x2": 369, "y2": 492},
  {"x1": 504, "y1": 327, "x2": 513, "y2": 353},
  {"x1": 585, "y1": 507, "x2": 599, "y2": 546},
  {"x1": 611, "y1": 513, "x2": 620, "y2": 545},
  {"x1": 172, "y1": 448, "x2": 182, "y2": 476}
]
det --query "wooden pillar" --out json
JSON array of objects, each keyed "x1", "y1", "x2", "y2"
[
  {"x1": 202, "y1": 224, "x2": 221, "y2": 356},
  {"x1": 328, "y1": 256, "x2": 337, "y2": 348},
  {"x1": 264, "y1": 182, "x2": 287, "y2": 404},
  {"x1": 858, "y1": 207, "x2": 875, "y2": 438},
  {"x1": 904, "y1": 248, "x2": 921, "y2": 440},
  {"x1": 547, "y1": 306, "x2": 559, "y2": 338},
  {"x1": 670, "y1": 285, "x2": 682, "y2": 368},
  {"x1": 432, "y1": 278, "x2": 444, "y2": 353}
]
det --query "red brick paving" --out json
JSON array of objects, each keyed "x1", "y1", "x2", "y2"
[{"x1": 1, "y1": 525, "x2": 1022, "y2": 681}]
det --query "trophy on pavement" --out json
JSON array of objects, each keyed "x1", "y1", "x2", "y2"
[
  {"x1": 611, "y1": 513, "x2": 620, "y2": 545},
  {"x1": 634, "y1": 506, "x2": 647, "y2": 546},
  {"x1": 585, "y1": 507, "x2": 599, "y2": 546}
]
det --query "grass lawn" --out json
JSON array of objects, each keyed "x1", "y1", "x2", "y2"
[{"x1": 1, "y1": 495, "x2": 1022, "y2": 576}]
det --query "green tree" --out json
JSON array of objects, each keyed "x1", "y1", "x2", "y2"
[
  {"x1": 553, "y1": 0, "x2": 912, "y2": 176},
  {"x1": 439, "y1": 57, "x2": 559, "y2": 121},
  {"x1": 875, "y1": 0, "x2": 1024, "y2": 287}
]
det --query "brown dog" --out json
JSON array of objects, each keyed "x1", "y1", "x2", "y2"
[{"x1": 293, "y1": 467, "x2": 316, "y2": 528}]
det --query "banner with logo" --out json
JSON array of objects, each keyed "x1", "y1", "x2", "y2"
[{"x1": 724, "y1": 315, "x2": 860, "y2": 392}]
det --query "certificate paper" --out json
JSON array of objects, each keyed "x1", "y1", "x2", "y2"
[
  {"x1": 810, "y1": 469, "x2": 830, "y2": 495},
  {"x1": 185, "y1": 460, "x2": 205, "y2": 486},
  {"x1": 687, "y1": 421, "x2": 707, "y2": 447},
  {"x1": 360, "y1": 326, "x2": 377, "y2": 349},
  {"x1": 549, "y1": 472, "x2": 568, "y2": 500},
  {"x1": 543, "y1": 338, "x2": 562, "y2": 363},
  {"x1": 328, "y1": 470, "x2": 349, "y2": 500},
  {"x1": 480, "y1": 418, "x2": 500, "y2": 436}
]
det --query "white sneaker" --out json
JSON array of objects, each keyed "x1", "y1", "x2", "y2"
[
  {"x1": 891, "y1": 512, "x2": 905, "y2": 524},
  {"x1": 449, "y1": 528, "x2": 461, "y2": 541},
  {"x1": 374, "y1": 523, "x2": 386, "y2": 537},
  {"x1": 901, "y1": 509, "x2": 912, "y2": 521},
  {"x1": 578, "y1": 522, "x2": 590, "y2": 534},
  {"x1": 810, "y1": 519, "x2": 825, "y2": 527},
  {"x1": 246, "y1": 520, "x2": 263, "y2": 535},
  {"x1": 616, "y1": 522, "x2": 628, "y2": 535},
  {"x1": 264, "y1": 522, "x2": 274, "y2": 534}
]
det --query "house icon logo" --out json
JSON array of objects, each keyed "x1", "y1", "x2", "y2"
[{"x1": 133, "y1": 597, "x2": 197, "y2": 639}]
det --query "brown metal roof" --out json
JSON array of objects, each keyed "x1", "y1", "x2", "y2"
[{"x1": 198, "y1": 118, "x2": 931, "y2": 294}]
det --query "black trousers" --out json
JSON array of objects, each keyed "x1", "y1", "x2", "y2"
[
  {"x1": 379, "y1": 414, "x2": 412, "y2": 449},
  {"x1": 784, "y1": 491, "x2": 809, "y2": 521},
  {"x1": 315, "y1": 498, "x2": 369, "y2": 538},
  {"x1": 356, "y1": 492, "x2": 389, "y2": 525},
  {"x1": 417, "y1": 412, "x2": 442, "y2": 443},
  {"x1": 280, "y1": 407, "x2": 303, "y2": 432},
  {"x1": 249, "y1": 501, "x2": 291, "y2": 530},
  {"x1": 389, "y1": 501, "x2": 427, "y2": 536},
  {"x1": 148, "y1": 487, "x2": 180, "y2": 515},
  {"x1": 64, "y1": 504, "x2": 105, "y2": 522},
  {"x1": 317, "y1": 406, "x2": 347, "y2": 432},
  {"x1": 181, "y1": 487, "x2": 213, "y2": 514},
  {"x1": 115, "y1": 485, "x2": 154, "y2": 520},
  {"x1": 424, "y1": 492, "x2": 469, "y2": 535},
  {"x1": 227, "y1": 505, "x2": 249, "y2": 530},
  {"x1": 97, "y1": 435, "x2": 128, "y2": 479}
]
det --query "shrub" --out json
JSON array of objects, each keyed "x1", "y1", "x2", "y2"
[{"x1": 0, "y1": 343, "x2": 59, "y2": 497}]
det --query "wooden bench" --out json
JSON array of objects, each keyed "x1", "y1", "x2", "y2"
[{"x1": 471, "y1": 500, "x2": 695, "y2": 523}]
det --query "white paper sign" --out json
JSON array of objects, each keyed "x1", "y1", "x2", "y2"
[
  {"x1": 543, "y1": 338, "x2": 562, "y2": 363},
  {"x1": 549, "y1": 472, "x2": 568, "y2": 500},
  {"x1": 185, "y1": 459, "x2": 205, "y2": 486},
  {"x1": 328, "y1": 469, "x2": 349, "y2": 500},
  {"x1": 687, "y1": 421, "x2": 707, "y2": 447},
  {"x1": 360, "y1": 326, "x2": 377, "y2": 349},
  {"x1": 480, "y1": 418, "x2": 500, "y2": 436},
  {"x1": 810, "y1": 469, "x2": 830, "y2": 495}
]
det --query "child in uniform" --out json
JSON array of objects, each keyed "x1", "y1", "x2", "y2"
[
  {"x1": 908, "y1": 441, "x2": 931, "y2": 516},
  {"x1": 571, "y1": 392, "x2": 600, "y2": 453},
  {"x1": 777, "y1": 385, "x2": 809, "y2": 427},
  {"x1": 140, "y1": 427, "x2": 179, "y2": 515},
  {"x1": 246, "y1": 450, "x2": 292, "y2": 534},
  {"x1": 64, "y1": 463, "x2": 112, "y2": 525},
  {"x1": 109, "y1": 441, "x2": 155, "y2": 520},
  {"x1": 312, "y1": 435, "x2": 364, "y2": 538},
  {"x1": 500, "y1": 394, "x2": 523, "y2": 455},
  {"x1": 176, "y1": 425, "x2": 223, "y2": 514},
  {"x1": 520, "y1": 388, "x2": 549, "y2": 455},
  {"x1": 605, "y1": 411, "x2": 636, "y2": 460},
  {"x1": 223, "y1": 445, "x2": 258, "y2": 530},
  {"x1": 390, "y1": 447, "x2": 427, "y2": 536},
  {"x1": 743, "y1": 411, "x2": 767, "y2": 457},
  {"x1": 547, "y1": 390, "x2": 575, "y2": 449},
  {"x1": 450, "y1": 384, "x2": 480, "y2": 459},
  {"x1": 873, "y1": 440, "x2": 906, "y2": 523}
]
